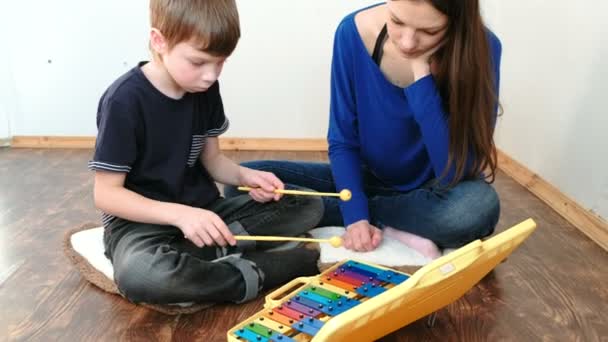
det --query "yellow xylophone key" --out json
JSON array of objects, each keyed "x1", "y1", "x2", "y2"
[
  {"x1": 262, "y1": 311, "x2": 313, "y2": 342},
  {"x1": 254, "y1": 316, "x2": 292, "y2": 335}
]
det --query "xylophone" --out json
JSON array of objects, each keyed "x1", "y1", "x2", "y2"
[{"x1": 227, "y1": 218, "x2": 537, "y2": 342}]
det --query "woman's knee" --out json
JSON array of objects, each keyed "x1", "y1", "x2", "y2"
[
  {"x1": 434, "y1": 181, "x2": 500, "y2": 246},
  {"x1": 240, "y1": 160, "x2": 281, "y2": 172}
]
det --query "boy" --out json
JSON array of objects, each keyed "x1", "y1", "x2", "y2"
[{"x1": 89, "y1": 0, "x2": 322, "y2": 305}]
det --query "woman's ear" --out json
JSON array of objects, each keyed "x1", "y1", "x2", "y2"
[{"x1": 149, "y1": 28, "x2": 168, "y2": 55}]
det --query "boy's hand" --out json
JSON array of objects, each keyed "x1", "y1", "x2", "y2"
[
  {"x1": 239, "y1": 167, "x2": 284, "y2": 202},
  {"x1": 173, "y1": 206, "x2": 236, "y2": 248},
  {"x1": 342, "y1": 220, "x2": 383, "y2": 252}
]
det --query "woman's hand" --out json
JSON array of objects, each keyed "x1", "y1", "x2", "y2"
[
  {"x1": 411, "y1": 40, "x2": 445, "y2": 81},
  {"x1": 342, "y1": 220, "x2": 383, "y2": 252}
]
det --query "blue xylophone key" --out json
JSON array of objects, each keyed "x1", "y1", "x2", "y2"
[
  {"x1": 377, "y1": 269, "x2": 409, "y2": 284},
  {"x1": 299, "y1": 316, "x2": 325, "y2": 330},
  {"x1": 340, "y1": 263, "x2": 378, "y2": 279},
  {"x1": 291, "y1": 320, "x2": 320, "y2": 336},
  {"x1": 234, "y1": 328, "x2": 270, "y2": 342},
  {"x1": 301, "y1": 290, "x2": 360, "y2": 308},
  {"x1": 343, "y1": 261, "x2": 381, "y2": 275},
  {"x1": 294, "y1": 293, "x2": 351, "y2": 316},
  {"x1": 267, "y1": 333, "x2": 296, "y2": 342},
  {"x1": 298, "y1": 297, "x2": 351, "y2": 316},
  {"x1": 354, "y1": 283, "x2": 387, "y2": 297},
  {"x1": 343, "y1": 261, "x2": 409, "y2": 285}
]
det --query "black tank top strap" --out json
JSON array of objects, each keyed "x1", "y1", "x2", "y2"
[{"x1": 371, "y1": 23, "x2": 388, "y2": 66}]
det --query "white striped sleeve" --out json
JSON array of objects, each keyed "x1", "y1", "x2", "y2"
[
  {"x1": 88, "y1": 160, "x2": 132, "y2": 173},
  {"x1": 206, "y1": 118, "x2": 230, "y2": 137},
  {"x1": 101, "y1": 212, "x2": 117, "y2": 227}
]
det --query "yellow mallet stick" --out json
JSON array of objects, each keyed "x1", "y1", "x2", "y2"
[
  {"x1": 234, "y1": 235, "x2": 343, "y2": 248},
  {"x1": 238, "y1": 187, "x2": 352, "y2": 202}
]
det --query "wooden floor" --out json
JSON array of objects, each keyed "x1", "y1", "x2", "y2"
[{"x1": 1, "y1": 148, "x2": 607, "y2": 342}]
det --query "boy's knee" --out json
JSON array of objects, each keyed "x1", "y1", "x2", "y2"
[
  {"x1": 283, "y1": 186, "x2": 324, "y2": 226},
  {"x1": 114, "y1": 268, "x2": 147, "y2": 303},
  {"x1": 222, "y1": 184, "x2": 239, "y2": 198},
  {"x1": 114, "y1": 260, "x2": 168, "y2": 304},
  {"x1": 301, "y1": 194, "x2": 324, "y2": 222}
]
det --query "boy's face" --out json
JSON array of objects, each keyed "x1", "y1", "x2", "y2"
[{"x1": 155, "y1": 35, "x2": 227, "y2": 93}]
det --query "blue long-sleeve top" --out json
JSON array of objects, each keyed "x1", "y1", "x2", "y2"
[{"x1": 328, "y1": 8, "x2": 502, "y2": 226}]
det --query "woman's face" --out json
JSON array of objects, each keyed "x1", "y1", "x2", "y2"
[{"x1": 386, "y1": 0, "x2": 448, "y2": 58}]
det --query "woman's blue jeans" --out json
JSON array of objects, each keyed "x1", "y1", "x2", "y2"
[{"x1": 225, "y1": 160, "x2": 500, "y2": 249}]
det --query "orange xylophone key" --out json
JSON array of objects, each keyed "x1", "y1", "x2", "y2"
[{"x1": 322, "y1": 276, "x2": 357, "y2": 292}]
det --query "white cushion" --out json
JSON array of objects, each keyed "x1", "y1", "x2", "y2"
[
  {"x1": 310, "y1": 227, "x2": 452, "y2": 266},
  {"x1": 70, "y1": 227, "x2": 114, "y2": 280},
  {"x1": 69, "y1": 226, "x2": 446, "y2": 277}
]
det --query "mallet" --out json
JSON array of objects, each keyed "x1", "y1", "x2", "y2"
[
  {"x1": 238, "y1": 187, "x2": 352, "y2": 202},
  {"x1": 234, "y1": 235, "x2": 343, "y2": 248}
]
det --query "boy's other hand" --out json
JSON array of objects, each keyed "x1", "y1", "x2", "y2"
[
  {"x1": 173, "y1": 206, "x2": 236, "y2": 248},
  {"x1": 239, "y1": 167, "x2": 284, "y2": 202}
]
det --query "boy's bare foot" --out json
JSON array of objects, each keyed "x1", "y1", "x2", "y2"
[{"x1": 383, "y1": 227, "x2": 442, "y2": 259}]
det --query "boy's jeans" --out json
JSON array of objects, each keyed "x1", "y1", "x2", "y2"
[
  {"x1": 225, "y1": 161, "x2": 500, "y2": 249},
  {"x1": 103, "y1": 188, "x2": 323, "y2": 305}
]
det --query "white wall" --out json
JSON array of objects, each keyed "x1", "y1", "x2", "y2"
[
  {"x1": 222, "y1": 1, "x2": 376, "y2": 138},
  {"x1": 3, "y1": 1, "x2": 606, "y2": 219},
  {"x1": 0, "y1": 6, "x2": 15, "y2": 140},
  {"x1": 484, "y1": 0, "x2": 608, "y2": 220},
  {"x1": 4, "y1": 0, "x2": 376, "y2": 137},
  {"x1": 6, "y1": 1, "x2": 150, "y2": 137},
  {"x1": 0, "y1": 68, "x2": 13, "y2": 140}
]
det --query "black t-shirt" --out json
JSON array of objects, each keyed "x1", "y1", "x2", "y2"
[{"x1": 89, "y1": 62, "x2": 229, "y2": 226}]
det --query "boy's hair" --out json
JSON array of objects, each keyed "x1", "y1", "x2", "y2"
[{"x1": 150, "y1": 0, "x2": 240, "y2": 56}]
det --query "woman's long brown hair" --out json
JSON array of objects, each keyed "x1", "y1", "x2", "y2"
[{"x1": 426, "y1": 0, "x2": 501, "y2": 186}]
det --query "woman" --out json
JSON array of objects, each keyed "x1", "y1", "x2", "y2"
[{"x1": 229, "y1": 0, "x2": 502, "y2": 258}]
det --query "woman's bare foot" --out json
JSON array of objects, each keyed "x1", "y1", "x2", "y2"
[{"x1": 383, "y1": 227, "x2": 442, "y2": 259}]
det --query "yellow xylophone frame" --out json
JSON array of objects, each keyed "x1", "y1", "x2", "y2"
[{"x1": 227, "y1": 218, "x2": 537, "y2": 341}]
